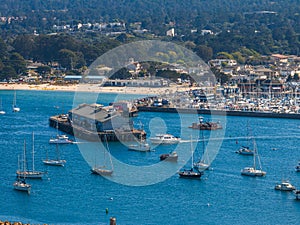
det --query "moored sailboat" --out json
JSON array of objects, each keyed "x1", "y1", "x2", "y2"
[
  {"x1": 43, "y1": 143, "x2": 66, "y2": 166},
  {"x1": 178, "y1": 136, "x2": 203, "y2": 179},
  {"x1": 0, "y1": 97, "x2": 5, "y2": 114},
  {"x1": 241, "y1": 137, "x2": 266, "y2": 177},
  {"x1": 91, "y1": 135, "x2": 113, "y2": 176},
  {"x1": 16, "y1": 133, "x2": 45, "y2": 179},
  {"x1": 12, "y1": 90, "x2": 20, "y2": 112},
  {"x1": 13, "y1": 154, "x2": 31, "y2": 194}
]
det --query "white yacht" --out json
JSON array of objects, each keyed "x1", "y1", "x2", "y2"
[
  {"x1": 275, "y1": 181, "x2": 296, "y2": 191},
  {"x1": 150, "y1": 134, "x2": 181, "y2": 145},
  {"x1": 49, "y1": 134, "x2": 73, "y2": 144},
  {"x1": 128, "y1": 141, "x2": 151, "y2": 152}
]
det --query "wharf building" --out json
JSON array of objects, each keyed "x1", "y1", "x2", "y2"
[{"x1": 49, "y1": 103, "x2": 145, "y2": 141}]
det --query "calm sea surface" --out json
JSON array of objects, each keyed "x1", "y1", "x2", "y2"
[{"x1": 0, "y1": 90, "x2": 299, "y2": 225}]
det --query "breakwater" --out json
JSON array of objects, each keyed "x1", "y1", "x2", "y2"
[{"x1": 137, "y1": 106, "x2": 300, "y2": 119}]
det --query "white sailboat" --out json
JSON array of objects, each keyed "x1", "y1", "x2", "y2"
[
  {"x1": 12, "y1": 90, "x2": 20, "y2": 112},
  {"x1": 241, "y1": 137, "x2": 266, "y2": 177},
  {"x1": 16, "y1": 132, "x2": 45, "y2": 179},
  {"x1": 91, "y1": 135, "x2": 113, "y2": 176},
  {"x1": 193, "y1": 125, "x2": 209, "y2": 171},
  {"x1": 13, "y1": 147, "x2": 31, "y2": 194},
  {"x1": 43, "y1": 143, "x2": 66, "y2": 166},
  {"x1": 0, "y1": 97, "x2": 5, "y2": 114}
]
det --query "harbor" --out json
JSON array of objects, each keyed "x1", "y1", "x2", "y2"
[{"x1": 1, "y1": 90, "x2": 300, "y2": 224}]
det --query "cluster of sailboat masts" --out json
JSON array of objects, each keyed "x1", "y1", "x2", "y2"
[{"x1": 13, "y1": 131, "x2": 73, "y2": 194}]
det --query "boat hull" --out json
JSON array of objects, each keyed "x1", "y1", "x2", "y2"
[
  {"x1": 91, "y1": 168, "x2": 113, "y2": 176},
  {"x1": 241, "y1": 167, "x2": 266, "y2": 176},
  {"x1": 178, "y1": 170, "x2": 202, "y2": 179},
  {"x1": 43, "y1": 159, "x2": 66, "y2": 166},
  {"x1": 13, "y1": 181, "x2": 31, "y2": 194},
  {"x1": 16, "y1": 171, "x2": 44, "y2": 179}
]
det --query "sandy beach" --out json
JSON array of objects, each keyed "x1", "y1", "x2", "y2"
[{"x1": 0, "y1": 83, "x2": 195, "y2": 95}]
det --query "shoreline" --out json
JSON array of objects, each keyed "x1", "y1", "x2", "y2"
[{"x1": 0, "y1": 83, "x2": 194, "y2": 95}]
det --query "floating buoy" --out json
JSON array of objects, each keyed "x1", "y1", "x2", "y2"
[
  {"x1": 109, "y1": 197, "x2": 113, "y2": 201},
  {"x1": 105, "y1": 208, "x2": 109, "y2": 214},
  {"x1": 207, "y1": 203, "x2": 211, "y2": 207}
]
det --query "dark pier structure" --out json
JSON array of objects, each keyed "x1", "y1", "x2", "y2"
[{"x1": 49, "y1": 103, "x2": 146, "y2": 142}]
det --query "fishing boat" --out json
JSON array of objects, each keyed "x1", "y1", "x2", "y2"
[
  {"x1": 91, "y1": 135, "x2": 113, "y2": 176},
  {"x1": 0, "y1": 97, "x2": 5, "y2": 114},
  {"x1": 13, "y1": 154, "x2": 31, "y2": 194},
  {"x1": 241, "y1": 137, "x2": 266, "y2": 177},
  {"x1": 295, "y1": 161, "x2": 300, "y2": 172},
  {"x1": 275, "y1": 180, "x2": 296, "y2": 191},
  {"x1": 160, "y1": 151, "x2": 178, "y2": 161},
  {"x1": 43, "y1": 144, "x2": 66, "y2": 166},
  {"x1": 178, "y1": 136, "x2": 203, "y2": 179},
  {"x1": 16, "y1": 133, "x2": 45, "y2": 179},
  {"x1": 12, "y1": 90, "x2": 20, "y2": 112},
  {"x1": 150, "y1": 134, "x2": 181, "y2": 145}
]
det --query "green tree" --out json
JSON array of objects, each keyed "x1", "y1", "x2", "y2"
[
  {"x1": 58, "y1": 49, "x2": 76, "y2": 70},
  {"x1": 9, "y1": 52, "x2": 27, "y2": 74},
  {"x1": 194, "y1": 45, "x2": 213, "y2": 62},
  {"x1": 0, "y1": 66, "x2": 17, "y2": 81}
]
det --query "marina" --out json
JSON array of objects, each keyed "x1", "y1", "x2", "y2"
[{"x1": 0, "y1": 90, "x2": 300, "y2": 224}]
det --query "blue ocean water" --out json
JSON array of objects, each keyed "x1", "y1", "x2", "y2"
[{"x1": 0, "y1": 90, "x2": 300, "y2": 225}]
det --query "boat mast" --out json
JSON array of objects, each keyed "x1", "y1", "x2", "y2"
[
  {"x1": 32, "y1": 132, "x2": 35, "y2": 172},
  {"x1": 23, "y1": 139, "x2": 27, "y2": 173},
  {"x1": 252, "y1": 138, "x2": 257, "y2": 170}
]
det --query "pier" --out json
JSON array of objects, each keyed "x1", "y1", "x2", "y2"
[{"x1": 49, "y1": 115, "x2": 146, "y2": 142}]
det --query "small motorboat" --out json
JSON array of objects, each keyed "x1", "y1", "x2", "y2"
[
  {"x1": 178, "y1": 168, "x2": 203, "y2": 179},
  {"x1": 150, "y1": 134, "x2": 181, "y2": 145},
  {"x1": 160, "y1": 151, "x2": 178, "y2": 161},
  {"x1": 49, "y1": 134, "x2": 73, "y2": 144},
  {"x1": 236, "y1": 146, "x2": 254, "y2": 155},
  {"x1": 275, "y1": 181, "x2": 296, "y2": 191},
  {"x1": 128, "y1": 141, "x2": 151, "y2": 152}
]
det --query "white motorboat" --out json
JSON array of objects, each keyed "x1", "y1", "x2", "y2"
[
  {"x1": 128, "y1": 141, "x2": 151, "y2": 152},
  {"x1": 150, "y1": 134, "x2": 181, "y2": 145},
  {"x1": 49, "y1": 134, "x2": 73, "y2": 144},
  {"x1": 275, "y1": 181, "x2": 296, "y2": 191}
]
